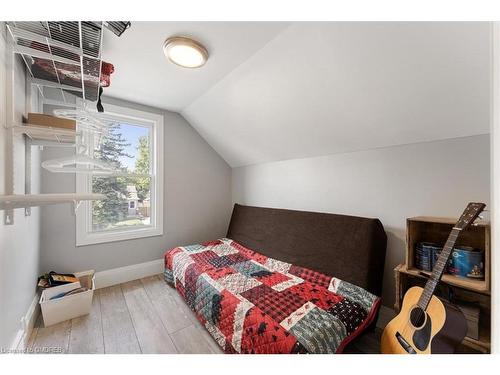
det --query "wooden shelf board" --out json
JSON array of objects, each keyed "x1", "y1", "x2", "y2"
[
  {"x1": 401, "y1": 266, "x2": 490, "y2": 295},
  {"x1": 463, "y1": 330, "x2": 491, "y2": 352},
  {"x1": 408, "y1": 216, "x2": 490, "y2": 227}
]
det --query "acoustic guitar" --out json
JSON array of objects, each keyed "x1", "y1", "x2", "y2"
[{"x1": 381, "y1": 202, "x2": 486, "y2": 354}]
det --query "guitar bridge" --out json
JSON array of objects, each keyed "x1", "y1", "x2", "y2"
[{"x1": 395, "y1": 332, "x2": 417, "y2": 354}]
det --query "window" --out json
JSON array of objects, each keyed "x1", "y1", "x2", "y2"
[{"x1": 76, "y1": 103, "x2": 163, "y2": 246}]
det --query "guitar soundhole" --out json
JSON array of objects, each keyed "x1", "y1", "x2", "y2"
[{"x1": 409, "y1": 307, "x2": 426, "y2": 329}]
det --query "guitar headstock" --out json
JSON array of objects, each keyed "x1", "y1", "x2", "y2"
[{"x1": 455, "y1": 202, "x2": 486, "y2": 230}]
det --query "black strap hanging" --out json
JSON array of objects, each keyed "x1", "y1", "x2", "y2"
[{"x1": 97, "y1": 86, "x2": 104, "y2": 112}]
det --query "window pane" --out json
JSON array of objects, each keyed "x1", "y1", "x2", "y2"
[
  {"x1": 94, "y1": 122, "x2": 150, "y2": 174},
  {"x1": 90, "y1": 121, "x2": 152, "y2": 232},
  {"x1": 92, "y1": 176, "x2": 152, "y2": 231}
]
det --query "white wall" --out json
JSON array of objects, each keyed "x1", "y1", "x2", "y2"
[
  {"x1": 39, "y1": 97, "x2": 232, "y2": 274},
  {"x1": 0, "y1": 24, "x2": 41, "y2": 350},
  {"x1": 491, "y1": 22, "x2": 499, "y2": 354},
  {"x1": 232, "y1": 135, "x2": 491, "y2": 306}
]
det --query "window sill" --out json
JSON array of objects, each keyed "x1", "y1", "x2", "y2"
[{"x1": 76, "y1": 226, "x2": 163, "y2": 246}]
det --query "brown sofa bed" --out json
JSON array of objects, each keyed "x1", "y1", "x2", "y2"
[
  {"x1": 227, "y1": 204, "x2": 387, "y2": 296},
  {"x1": 164, "y1": 204, "x2": 387, "y2": 353}
]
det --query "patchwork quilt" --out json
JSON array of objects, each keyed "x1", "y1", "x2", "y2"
[{"x1": 164, "y1": 238, "x2": 380, "y2": 354}]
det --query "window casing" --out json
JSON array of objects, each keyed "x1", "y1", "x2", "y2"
[{"x1": 76, "y1": 103, "x2": 164, "y2": 246}]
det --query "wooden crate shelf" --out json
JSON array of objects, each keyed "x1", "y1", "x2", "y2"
[
  {"x1": 406, "y1": 216, "x2": 490, "y2": 293},
  {"x1": 391, "y1": 216, "x2": 492, "y2": 354}
]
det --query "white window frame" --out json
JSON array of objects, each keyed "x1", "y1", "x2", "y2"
[{"x1": 76, "y1": 103, "x2": 164, "y2": 246}]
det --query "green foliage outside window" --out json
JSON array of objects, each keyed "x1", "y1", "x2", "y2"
[{"x1": 92, "y1": 124, "x2": 132, "y2": 229}]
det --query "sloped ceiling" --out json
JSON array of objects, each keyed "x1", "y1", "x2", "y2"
[
  {"x1": 182, "y1": 22, "x2": 491, "y2": 167},
  {"x1": 102, "y1": 22, "x2": 289, "y2": 111},
  {"x1": 104, "y1": 22, "x2": 491, "y2": 168}
]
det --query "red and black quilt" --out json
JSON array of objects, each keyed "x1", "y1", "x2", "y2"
[{"x1": 164, "y1": 238, "x2": 381, "y2": 354}]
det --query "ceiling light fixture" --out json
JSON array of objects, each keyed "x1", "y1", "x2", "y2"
[{"x1": 163, "y1": 36, "x2": 208, "y2": 68}]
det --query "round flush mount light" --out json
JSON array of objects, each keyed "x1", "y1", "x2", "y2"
[{"x1": 163, "y1": 36, "x2": 208, "y2": 68}]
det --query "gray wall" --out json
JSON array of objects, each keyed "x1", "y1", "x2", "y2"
[
  {"x1": 40, "y1": 97, "x2": 232, "y2": 274},
  {"x1": 232, "y1": 135, "x2": 491, "y2": 306},
  {"x1": 0, "y1": 25, "x2": 41, "y2": 349}
]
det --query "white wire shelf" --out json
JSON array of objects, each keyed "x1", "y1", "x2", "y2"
[
  {"x1": 13, "y1": 123, "x2": 77, "y2": 146},
  {"x1": 0, "y1": 193, "x2": 105, "y2": 211},
  {"x1": 6, "y1": 21, "x2": 103, "y2": 103},
  {"x1": 53, "y1": 108, "x2": 109, "y2": 135}
]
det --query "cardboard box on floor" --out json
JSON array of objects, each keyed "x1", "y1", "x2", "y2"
[{"x1": 39, "y1": 270, "x2": 95, "y2": 327}]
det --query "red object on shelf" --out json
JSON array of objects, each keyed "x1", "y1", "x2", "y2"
[
  {"x1": 30, "y1": 58, "x2": 115, "y2": 90},
  {"x1": 100, "y1": 61, "x2": 114, "y2": 87}
]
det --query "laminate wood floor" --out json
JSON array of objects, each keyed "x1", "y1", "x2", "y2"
[{"x1": 28, "y1": 274, "x2": 381, "y2": 354}]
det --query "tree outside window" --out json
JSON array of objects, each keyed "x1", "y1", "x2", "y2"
[{"x1": 91, "y1": 122, "x2": 152, "y2": 231}]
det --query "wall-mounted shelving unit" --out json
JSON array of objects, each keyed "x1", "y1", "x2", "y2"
[
  {"x1": 1, "y1": 21, "x2": 107, "y2": 225},
  {"x1": 6, "y1": 21, "x2": 104, "y2": 105}
]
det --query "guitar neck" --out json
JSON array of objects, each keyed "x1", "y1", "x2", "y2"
[{"x1": 417, "y1": 227, "x2": 461, "y2": 310}]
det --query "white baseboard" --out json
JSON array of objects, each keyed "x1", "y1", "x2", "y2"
[
  {"x1": 9, "y1": 329, "x2": 24, "y2": 352},
  {"x1": 10, "y1": 292, "x2": 40, "y2": 352},
  {"x1": 94, "y1": 258, "x2": 164, "y2": 289},
  {"x1": 376, "y1": 305, "x2": 396, "y2": 329}
]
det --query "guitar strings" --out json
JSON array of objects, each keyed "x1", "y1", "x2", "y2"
[
  {"x1": 410, "y1": 230, "x2": 456, "y2": 334},
  {"x1": 401, "y1": 226, "x2": 464, "y2": 345}
]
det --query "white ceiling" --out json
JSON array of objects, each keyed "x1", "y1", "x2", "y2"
[
  {"x1": 101, "y1": 22, "x2": 289, "y2": 111},
  {"x1": 103, "y1": 22, "x2": 491, "y2": 168}
]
